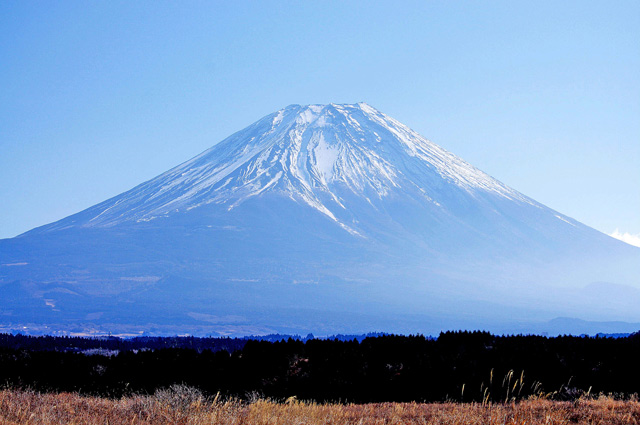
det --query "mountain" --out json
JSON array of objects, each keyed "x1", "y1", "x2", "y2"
[{"x1": 1, "y1": 103, "x2": 639, "y2": 336}]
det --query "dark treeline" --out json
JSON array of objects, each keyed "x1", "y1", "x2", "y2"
[
  {"x1": 0, "y1": 332, "x2": 387, "y2": 353},
  {"x1": 0, "y1": 333, "x2": 246, "y2": 353},
  {"x1": 1, "y1": 331, "x2": 640, "y2": 402}
]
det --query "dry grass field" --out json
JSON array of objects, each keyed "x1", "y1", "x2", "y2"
[{"x1": 1, "y1": 387, "x2": 639, "y2": 425}]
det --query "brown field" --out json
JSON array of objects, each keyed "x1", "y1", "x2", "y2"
[{"x1": 1, "y1": 387, "x2": 639, "y2": 425}]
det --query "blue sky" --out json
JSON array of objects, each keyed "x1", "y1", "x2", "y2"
[{"x1": 1, "y1": 1, "x2": 638, "y2": 240}]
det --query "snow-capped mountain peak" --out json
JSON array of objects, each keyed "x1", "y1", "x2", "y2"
[
  {"x1": 5, "y1": 103, "x2": 639, "y2": 337},
  {"x1": 41, "y1": 103, "x2": 533, "y2": 234}
]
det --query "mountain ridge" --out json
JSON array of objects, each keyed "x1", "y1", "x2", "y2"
[
  {"x1": 29, "y1": 103, "x2": 548, "y2": 237},
  {"x1": 2, "y1": 103, "x2": 639, "y2": 336}
]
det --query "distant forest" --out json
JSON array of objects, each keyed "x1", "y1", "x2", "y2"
[{"x1": 1, "y1": 331, "x2": 640, "y2": 403}]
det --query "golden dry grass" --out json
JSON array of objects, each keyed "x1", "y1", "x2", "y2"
[{"x1": 1, "y1": 388, "x2": 639, "y2": 425}]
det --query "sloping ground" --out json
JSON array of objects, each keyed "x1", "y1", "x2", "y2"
[
  {"x1": 1, "y1": 103, "x2": 639, "y2": 335},
  {"x1": 1, "y1": 389, "x2": 639, "y2": 425}
]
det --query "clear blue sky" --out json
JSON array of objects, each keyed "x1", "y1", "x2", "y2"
[{"x1": 1, "y1": 1, "x2": 638, "y2": 239}]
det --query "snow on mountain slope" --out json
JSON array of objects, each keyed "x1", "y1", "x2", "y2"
[
  {"x1": 3, "y1": 103, "x2": 640, "y2": 336},
  {"x1": 32, "y1": 103, "x2": 538, "y2": 236}
]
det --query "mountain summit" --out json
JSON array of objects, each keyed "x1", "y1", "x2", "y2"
[
  {"x1": 34, "y1": 103, "x2": 528, "y2": 236},
  {"x1": 2, "y1": 103, "x2": 639, "y2": 336}
]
